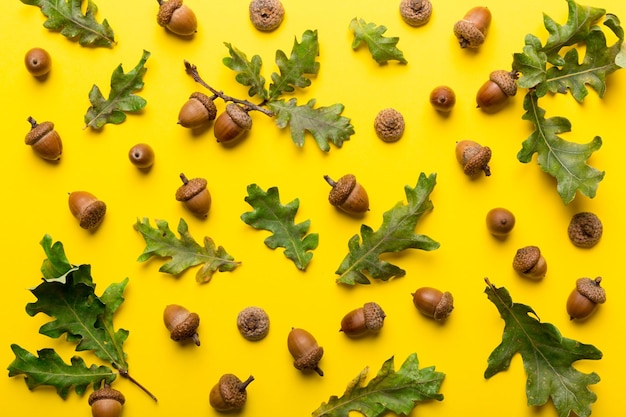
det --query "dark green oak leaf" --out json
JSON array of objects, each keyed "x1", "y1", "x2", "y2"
[
  {"x1": 335, "y1": 173, "x2": 439, "y2": 285},
  {"x1": 21, "y1": 0, "x2": 115, "y2": 47},
  {"x1": 8, "y1": 344, "x2": 116, "y2": 399},
  {"x1": 223, "y1": 43, "x2": 268, "y2": 100},
  {"x1": 134, "y1": 217, "x2": 241, "y2": 284},
  {"x1": 349, "y1": 18, "x2": 407, "y2": 64},
  {"x1": 485, "y1": 280, "x2": 602, "y2": 417},
  {"x1": 268, "y1": 98, "x2": 354, "y2": 151},
  {"x1": 84, "y1": 50, "x2": 150, "y2": 129},
  {"x1": 518, "y1": 91, "x2": 604, "y2": 204},
  {"x1": 241, "y1": 184, "x2": 318, "y2": 270},
  {"x1": 312, "y1": 353, "x2": 444, "y2": 417}
]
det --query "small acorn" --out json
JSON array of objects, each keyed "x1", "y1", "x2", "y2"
[
  {"x1": 237, "y1": 306, "x2": 270, "y2": 341},
  {"x1": 374, "y1": 108, "x2": 405, "y2": 142},
  {"x1": 213, "y1": 103, "x2": 252, "y2": 143},
  {"x1": 163, "y1": 304, "x2": 200, "y2": 346},
  {"x1": 68, "y1": 191, "x2": 107, "y2": 230},
  {"x1": 399, "y1": 0, "x2": 432, "y2": 27},
  {"x1": 412, "y1": 287, "x2": 454, "y2": 321},
  {"x1": 453, "y1": 6, "x2": 491, "y2": 48},
  {"x1": 512, "y1": 245, "x2": 547, "y2": 280},
  {"x1": 88, "y1": 385, "x2": 125, "y2": 417},
  {"x1": 486, "y1": 207, "x2": 515, "y2": 237},
  {"x1": 287, "y1": 328, "x2": 324, "y2": 376},
  {"x1": 455, "y1": 140, "x2": 491, "y2": 176},
  {"x1": 566, "y1": 277, "x2": 606, "y2": 320},
  {"x1": 209, "y1": 374, "x2": 254, "y2": 412},
  {"x1": 25, "y1": 47, "x2": 51, "y2": 77},
  {"x1": 476, "y1": 70, "x2": 518, "y2": 113},
  {"x1": 249, "y1": 0, "x2": 285, "y2": 31},
  {"x1": 128, "y1": 143, "x2": 155, "y2": 169},
  {"x1": 178, "y1": 92, "x2": 217, "y2": 128},
  {"x1": 156, "y1": 0, "x2": 197, "y2": 36},
  {"x1": 175, "y1": 173, "x2": 211, "y2": 217},
  {"x1": 340, "y1": 302, "x2": 386, "y2": 337},
  {"x1": 324, "y1": 174, "x2": 369, "y2": 215},
  {"x1": 25, "y1": 117, "x2": 62, "y2": 161},
  {"x1": 568, "y1": 212, "x2": 603, "y2": 248},
  {"x1": 429, "y1": 86, "x2": 456, "y2": 112}
]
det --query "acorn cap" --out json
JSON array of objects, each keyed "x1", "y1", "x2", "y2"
[
  {"x1": 453, "y1": 19, "x2": 485, "y2": 48},
  {"x1": 374, "y1": 108, "x2": 405, "y2": 142},
  {"x1": 512, "y1": 246, "x2": 541, "y2": 273},
  {"x1": 78, "y1": 200, "x2": 107, "y2": 230},
  {"x1": 88, "y1": 386, "x2": 125, "y2": 406},
  {"x1": 490, "y1": 70, "x2": 518, "y2": 97},
  {"x1": 463, "y1": 145, "x2": 491, "y2": 176},
  {"x1": 169, "y1": 312, "x2": 200, "y2": 341},
  {"x1": 363, "y1": 302, "x2": 386, "y2": 332},
  {"x1": 293, "y1": 345, "x2": 324, "y2": 372},
  {"x1": 327, "y1": 174, "x2": 356, "y2": 206},
  {"x1": 25, "y1": 121, "x2": 55, "y2": 145},
  {"x1": 399, "y1": 0, "x2": 432, "y2": 27},
  {"x1": 189, "y1": 92, "x2": 217, "y2": 120},
  {"x1": 576, "y1": 277, "x2": 606, "y2": 304},
  {"x1": 225, "y1": 103, "x2": 253, "y2": 129},
  {"x1": 433, "y1": 291, "x2": 454, "y2": 320},
  {"x1": 217, "y1": 374, "x2": 251, "y2": 409},
  {"x1": 568, "y1": 212, "x2": 603, "y2": 248},
  {"x1": 157, "y1": 0, "x2": 183, "y2": 26},
  {"x1": 237, "y1": 306, "x2": 270, "y2": 341},
  {"x1": 249, "y1": 0, "x2": 285, "y2": 31},
  {"x1": 176, "y1": 177, "x2": 207, "y2": 201}
]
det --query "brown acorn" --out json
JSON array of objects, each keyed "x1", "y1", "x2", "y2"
[
  {"x1": 237, "y1": 306, "x2": 270, "y2": 341},
  {"x1": 213, "y1": 103, "x2": 252, "y2": 143},
  {"x1": 25, "y1": 47, "x2": 52, "y2": 77},
  {"x1": 156, "y1": 0, "x2": 197, "y2": 36},
  {"x1": 25, "y1": 117, "x2": 62, "y2": 161},
  {"x1": 128, "y1": 143, "x2": 155, "y2": 169},
  {"x1": 399, "y1": 0, "x2": 433, "y2": 27},
  {"x1": 568, "y1": 212, "x2": 603, "y2": 248},
  {"x1": 324, "y1": 174, "x2": 369, "y2": 215},
  {"x1": 287, "y1": 328, "x2": 324, "y2": 376},
  {"x1": 374, "y1": 108, "x2": 405, "y2": 142},
  {"x1": 512, "y1": 245, "x2": 547, "y2": 280},
  {"x1": 476, "y1": 70, "x2": 518, "y2": 113},
  {"x1": 249, "y1": 0, "x2": 285, "y2": 31},
  {"x1": 68, "y1": 191, "x2": 107, "y2": 230},
  {"x1": 209, "y1": 374, "x2": 254, "y2": 412},
  {"x1": 88, "y1": 385, "x2": 125, "y2": 417},
  {"x1": 175, "y1": 173, "x2": 211, "y2": 217},
  {"x1": 429, "y1": 86, "x2": 456, "y2": 113},
  {"x1": 486, "y1": 207, "x2": 515, "y2": 237},
  {"x1": 453, "y1": 6, "x2": 491, "y2": 48},
  {"x1": 566, "y1": 277, "x2": 606, "y2": 320},
  {"x1": 340, "y1": 302, "x2": 386, "y2": 337},
  {"x1": 163, "y1": 304, "x2": 200, "y2": 345},
  {"x1": 178, "y1": 92, "x2": 217, "y2": 128},
  {"x1": 412, "y1": 287, "x2": 454, "y2": 321},
  {"x1": 455, "y1": 140, "x2": 491, "y2": 176}
]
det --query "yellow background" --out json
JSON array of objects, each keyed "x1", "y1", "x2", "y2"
[{"x1": 2, "y1": 0, "x2": 625, "y2": 416}]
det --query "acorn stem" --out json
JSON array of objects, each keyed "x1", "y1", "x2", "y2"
[
  {"x1": 184, "y1": 61, "x2": 274, "y2": 117},
  {"x1": 238, "y1": 375, "x2": 255, "y2": 392},
  {"x1": 323, "y1": 175, "x2": 337, "y2": 187},
  {"x1": 27, "y1": 116, "x2": 38, "y2": 129},
  {"x1": 313, "y1": 366, "x2": 324, "y2": 377},
  {"x1": 156, "y1": 0, "x2": 163, "y2": 5},
  {"x1": 118, "y1": 369, "x2": 158, "y2": 402},
  {"x1": 180, "y1": 173, "x2": 189, "y2": 185}
]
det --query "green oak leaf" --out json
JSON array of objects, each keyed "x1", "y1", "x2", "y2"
[
  {"x1": 8, "y1": 344, "x2": 116, "y2": 399},
  {"x1": 312, "y1": 353, "x2": 444, "y2": 417},
  {"x1": 335, "y1": 173, "x2": 439, "y2": 285},
  {"x1": 269, "y1": 29, "x2": 320, "y2": 100},
  {"x1": 484, "y1": 280, "x2": 602, "y2": 417},
  {"x1": 223, "y1": 43, "x2": 268, "y2": 100},
  {"x1": 134, "y1": 217, "x2": 241, "y2": 284},
  {"x1": 268, "y1": 98, "x2": 354, "y2": 151},
  {"x1": 39, "y1": 234, "x2": 73, "y2": 281},
  {"x1": 349, "y1": 18, "x2": 407, "y2": 64},
  {"x1": 84, "y1": 50, "x2": 150, "y2": 129},
  {"x1": 518, "y1": 91, "x2": 604, "y2": 204},
  {"x1": 21, "y1": 0, "x2": 115, "y2": 47},
  {"x1": 241, "y1": 184, "x2": 318, "y2": 270}
]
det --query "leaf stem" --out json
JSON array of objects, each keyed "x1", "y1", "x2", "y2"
[
  {"x1": 119, "y1": 368, "x2": 158, "y2": 402},
  {"x1": 183, "y1": 61, "x2": 274, "y2": 117}
]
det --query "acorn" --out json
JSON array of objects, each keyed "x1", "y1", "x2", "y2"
[
  {"x1": 453, "y1": 6, "x2": 491, "y2": 48},
  {"x1": 429, "y1": 86, "x2": 456, "y2": 113},
  {"x1": 128, "y1": 143, "x2": 155, "y2": 169},
  {"x1": 175, "y1": 173, "x2": 211, "y2": 217},
  {"x1": 25, "y1": 117, "x2": 62, "y2": 161},
  {"x1": 374, "y1": 108, "x2": 405, "y2": 142},
  {"x1": 512, "y1": 245, "x2": 547, "y2": 280},
  {"x1": 237, "y1": 306, "x2": 270, "y2": 341},
  {"x1": 88, "y1": 385, "x2": 125, "y2": 417},
  {"x1": 324, "y1": 174, "x2": 369, "y2": 215},
  {"x1": 340, "y1": 302, "x2": 386, "y2": 337},
  {"x1": 25, "y1": 47, "x2": 51, "y2": 77},
  {"x1": 568, "y1": 212, "x2": 603, "y2": 248},
  {"x1": 213, "y1": 103, "x2": 252, "y2": 143},
  {"x1": 566, "y1": 277, "x2": 606, "y2": 320},
  {"x1": 455, "y1": 140, "x2": 491, "y2": 176},
  {"x1": 476, "y1": 70, "x2": 518, "y2": 113},
  {"x1": 209, "y1": 374, "x2": 254, "y2": 412},
  {"x1": 163, "y1": 304, "x2": 200, "y2": 346},
  {"x1": 177, "y1": 92, "x2": 217, "y2": 128},
  {"x1": 156, "y1": 0, "x2": 197, "y2": 36},
  {"x1": 68, "y1": 191, "x2": 107, "y2": 230},
  {"x1": 249, "y1": 0, "x2": 285, "y2": 31},
  {"x1": 412, "y1": 287, "x2": 454, "y2": 321},
  {"x1": 399, "y1": 0, "x2": 432, "y2": 27},
  {"x1": 287, "y1": 328, "x2": 324, "y2": 376},
  {"x1": 486, "y1": 207, "x2": 515, "y2": 237}
]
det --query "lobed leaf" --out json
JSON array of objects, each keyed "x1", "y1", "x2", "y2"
[
  {"x1": 134, "y1": 218, "x2": 241, "y2": 284},
  {"x1": 84, "y1": 50, "x2": 150, "y2": 129},
  {"x1": 312, "y1": 353, "x2": 444, "y2": 417},
  {"x1": 241, "y1": 184, "x2": 318, "y2": 270},
  {"x1": 268, "y1": 98, "x2": 354, "y2": 151},
  {"x1": 21, "y1": 0, "x2": 115, "y2": 47},
  {"x1": 335, "y1": 173, "x2": 439, "y2": 285},
  {"x1": 484, "y1": 280, "x2": 602, "y2": 417},
  {"x1": 349, "y1": 18, "x2": 407, "y2": 64},
  {"x1": 223, "y1": 43, "x2": 268, "y2": 100},
  {"x1": 8, "y1": 344, "x2": 116, "y2": 399},
  {"x1": 518, "y1": 91, "x2": 604, "y2": 204}
]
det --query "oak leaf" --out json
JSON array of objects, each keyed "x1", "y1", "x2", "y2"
[{"x1": 349, "y1": 18, "x2": 407, "y2": 64}]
